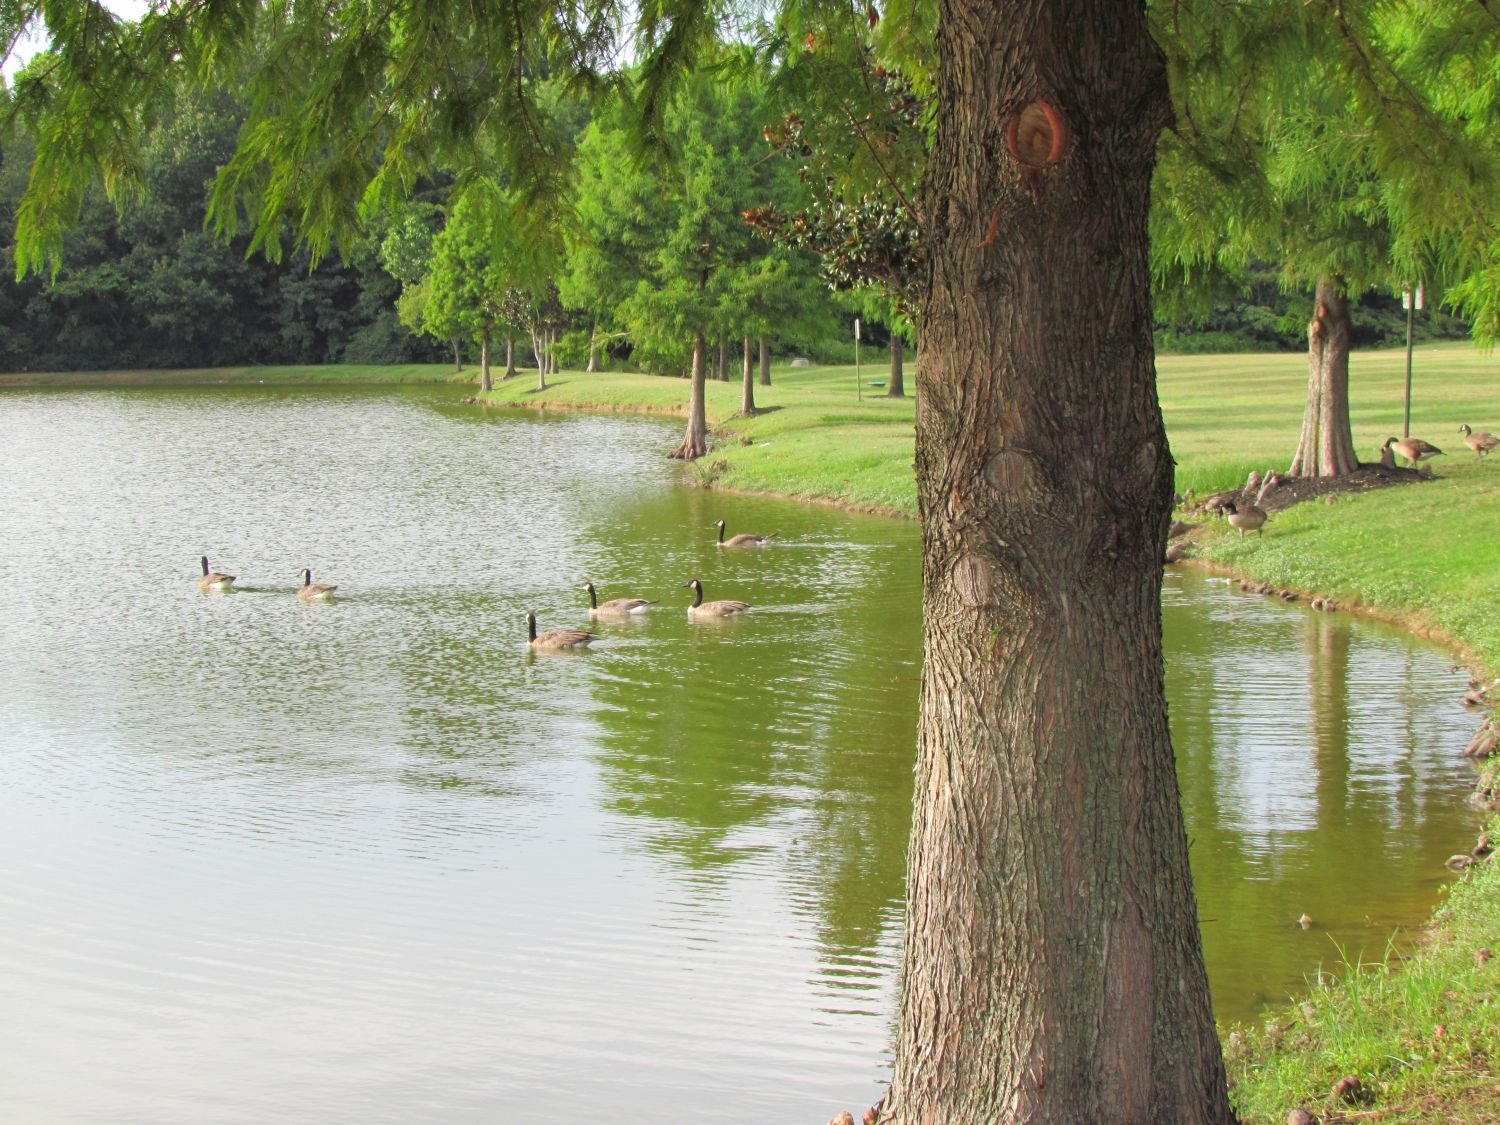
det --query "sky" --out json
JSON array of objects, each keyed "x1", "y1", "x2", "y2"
[{"x1": 3, "y1": 1, "x2": 150, "y2": 81}]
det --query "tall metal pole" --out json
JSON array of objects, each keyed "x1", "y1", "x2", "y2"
[
  {"x1": 1403, "y1": 285, "x2": 1414, "y2": 439},
  {"x1": 855, "y1": 317, "x2": 862, "y2": 401},
  {"x1": 1402, "y1": 283, "x2": 1422, "y2": 438}
]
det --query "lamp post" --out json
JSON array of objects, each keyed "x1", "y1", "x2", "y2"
[
  {"x1": 855, "y1": 317, "x2": 862, "y2": 401},
  {"x1": 1402, "y1": 282, "x2": 1423, "y2": 439}
]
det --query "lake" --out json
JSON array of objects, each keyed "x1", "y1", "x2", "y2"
[{"x1": 0, "y1": 384, "x2": 1482, "y2": 1123}]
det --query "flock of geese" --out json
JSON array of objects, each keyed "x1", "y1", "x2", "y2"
[
  {"x1": 1211, "y1": 423, "x2": 1498, "y2": 542},
  {"x1": 196, "y1": 518, "x2": 779, "y2": 651}
]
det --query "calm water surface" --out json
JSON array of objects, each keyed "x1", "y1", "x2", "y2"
[{"x1": 0, "y1": 385, "x2": 1482, "y2": 1123}]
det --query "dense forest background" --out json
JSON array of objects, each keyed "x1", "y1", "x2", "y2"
[{"x1": 0, "y1": 90, "x2": 1469, "y2": 374}]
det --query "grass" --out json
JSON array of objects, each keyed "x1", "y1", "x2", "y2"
[{"x1": 1225, "y1": 829, "x2": 1500, "y2": 1122}]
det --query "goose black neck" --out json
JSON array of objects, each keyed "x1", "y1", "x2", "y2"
[
  {"x1": 689, "y1": 582, "x2": 703, "y2": 608},
  {"x1": 584, "y1": 583, "x2": 597, "y2": 609},
  {"x1": 302, "y1": 569, "x2": 311, "y2": 587},
  {"x1": 716, "y1": 522, "x2": 725, "y2": 544},
  {"x1": 527, "y1": 613, "x2": 537, "y2": 641},
  {"x1": 201, "y1": 556, "x2": 210, "y2": 576}
]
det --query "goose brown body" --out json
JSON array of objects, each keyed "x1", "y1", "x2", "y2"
[
  {"x1": 1459, "y1": 424, "x2": 1500, "y2": 460},
  {"x1": 1385, "y1": 435, "x2": 1444, "y2": 467},
  {"x1": 714, "y1": 519, "x2": 777, "y2": 548},
  {"x1": 579, "y1": 581, "x2": 653, "y2": 617},
  {"x1": 296, "y1": 568, "x2": 337, "y2": 601},
  {"x1": 197, "y1": 556, "x2": 235, "y2": 591},
  {"x1": 682, "y1": 578, "x2": 750, "y2": 618},
  {"x1": 527, "y1": 612, "x2": 595, "y2": 649},
  {"x1": 1222, "y1": 500, "x2": 1267, "y2": 539}
]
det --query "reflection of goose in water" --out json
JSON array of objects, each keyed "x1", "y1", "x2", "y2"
[
  {"x1": 713, "y1": 519, "x2": 777, "y2": 548},
  {"x1": 527, "y1": 612, "x2": 595, "y2": 650},
  {"x1": 296, "y1": 568, "x2": 337, "y2": 601},
  {"x1": 197, "y1": 556, "x2": 235, "y2": 592},
  {"x1": 683, "y1": 578, "x2": 750, "y2": 619},
  {"x1": 579, "y1": 581, "x2": 652, "y2": 618}
]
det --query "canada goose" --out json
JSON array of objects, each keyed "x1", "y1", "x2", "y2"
[
  {"x1": 296, "y1": 568, "x2": 337, "y2": 601},
  {"x1": 1459, "y1": 424, "x2": 1500, "y2": 461},
  {"x1": 714, "y1": 519, "x2": 777, "y2": 548},
  {"x1": 682, "y1": 578, "x2": 751, "y2": 618},
  {"x1": 197, "y1": 555, "x2": 235, "y2": 592},
  {"x1": 579, "y1": 580, "x2": 653, "y2": 617},
  {"x1": 1221, "y1": 500, "x2": 1267, "y2": 539},
  {"x1": 527, "y1": 612, "x2": 595, "y2": 650},
  {"x1": 1384, "y1": 435, "x2": 1444, "y2": 468}
]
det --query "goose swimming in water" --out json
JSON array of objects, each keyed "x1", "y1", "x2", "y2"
[
  {"x1": 682, "y1": 578, "x2": 751, "y2": 618},
  {"x1": 713, "y1": 519, "x2": 777, "y2": 548},
  {"x1": 579, "y1": 581, "x2": 653, "y2": 618},
  {"x1": 197, "y1": 556, "x2": 235, "y2": 592},
  {"x1": 527, "y1": 612, "x2": 595, "y2": 650},
  {"x1": 296, "y1": 568, "x2": 337, "y2": 601}
]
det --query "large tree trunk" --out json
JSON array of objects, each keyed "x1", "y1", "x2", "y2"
[
  {"x1": 758, "y1": 337, "x2": 771, "y2": 386},
  {"x1": 1288, "y1": 277, "x2": 1359, "y2": 477},
  {"x1": 887, "y1": 333, "x2": 906, "y2": 398},
  {"x1": 670, "y1": 332, "x2": 708, "y2": 460},
  {"x1": 587, "y1": 320, "x2": 599, "y2": 372},
  {"x1": 532, "y1": 329, "x2": 547, "y2": 391},
  {"x1": 450, "y1": 338, "x2": 463, "y2": 373},
  {"x1": 739, "y1": 335, "x2": 755, "y2": 416},
  {"x1": 504, "y1": 336, "x2": 516, "y2": 379},
  {"x1": 479, "y1": 328, "x2": 493, "y2": 392},
  {"x1": 884, "y1": 0, "x2": 1232, "y2": 1121}
]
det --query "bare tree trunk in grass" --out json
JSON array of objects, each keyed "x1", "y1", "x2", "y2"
[
  {"x1": 479, "y1": 329, "x2": 493, "y2": 392},
  {"x1": 670, "y1": 331, "x2": 708, "y2": 460},
  {"x1": 587, "y1": 321, "x2": 599, "y2": 372},
  {"x1": 887, "y1": 334, "x2": 906, "y2": 398},
  {"x1": 451, "y1": 338, "x2": 463, "y2": 372},
  {"x1": 504, "y1": 336, "x2": 516, "y2": 378},
  {"x1": 740, "y1": 336, "x2": 755, "y2": 416},
  {"x1": 1289, "y1": 277, "x2": 1359, "y2": 477},
  {"x1": 883, "y1": 0, "x2": 1233, "y2": 1120},
  {"x1": 758, "y1": 337, "x2": 771, "y2": 386}
]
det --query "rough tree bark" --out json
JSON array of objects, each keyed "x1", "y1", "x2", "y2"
[
  {"x1": 670, "y1": 331, "x2": 708, "y2": 460},
  {"x1": 479, "y1": 329, "x2": 493, "y2": 392},
  {"x1": 740, "y1": 336, "x2": 756, "y2": 416},
  {"x1": 884, "y1": 0, "x2": 1233, "y2": 1120},
  {"x1": 1288, "y1": 277, "x2": 1359, "y2": 477},
  {"x1": 887, "y1": 333, "x2": 906, "y2": 398},
  {"x1": 504, "y1": 336, "x2": 516, "y2": 379},
  {"x1": 451, "y1": 338, "x2": 463, "y2": 372},
  {"x1": 758, "y1": 337, "x2": 772, "y2": 386}
]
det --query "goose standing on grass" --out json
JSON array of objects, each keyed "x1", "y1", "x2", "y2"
[
  {"x1": 197, "y1": 556, "x2": 236, "y2": 592},
  {"x1": 683, "y1": 578, "x2": 751, "y2": 618},
  {"x1": 527, "y1": 612, "x2": 595, "y2": 650},
  {"x1": 579, "y1": 581, "x2": 653, "y2": 618},
  {"x1": 296, "y1": 568, "x2": 337, "y2": 601},
  {"x1": 1459, "y1": 424, "x2": 1500, "y2": 461},
  {"x1": 714, "y1": 519, "x2": 777, "y2": 548},
  {"x1": 1222, "y1": 500, "x2": 1267, "y2": 539},
  {"x1": 1385, "y1": 435, "x2": 1445, "y2": 468}
]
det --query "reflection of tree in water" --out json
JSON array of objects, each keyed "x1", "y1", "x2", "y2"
[
  {"x1": 1164, "y1": 572, "x2": 1479, "y2": 1019},
  {"x1": 588, "y1": 524, "x2": 920, "y2": 984}
]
